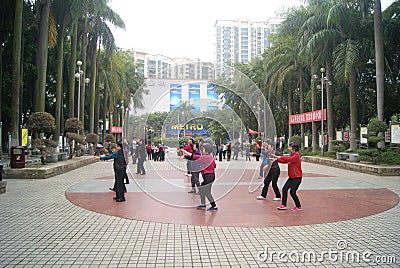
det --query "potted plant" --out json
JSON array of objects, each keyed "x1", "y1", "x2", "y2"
[
  {"x1": 27, "y1": 112, "x2": 57, "y2": 164},
  {"x1": 65, "y1": 118, "x2": 85, "y2": 158}
]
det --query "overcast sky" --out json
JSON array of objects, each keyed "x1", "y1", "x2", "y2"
[{"x1": 109, "y1": 0, "x2": 395, "y2": 62}]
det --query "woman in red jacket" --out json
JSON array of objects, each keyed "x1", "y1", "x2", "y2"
[{"x1": 271, "y1": 141, "x2": 303, "y2": 211}]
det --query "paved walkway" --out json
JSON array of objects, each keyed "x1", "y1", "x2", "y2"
[{"x1": 1, "y1": 152, "x2": 399, "y2": 267}]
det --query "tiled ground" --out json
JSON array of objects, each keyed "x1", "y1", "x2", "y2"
[{"x1": 0, "y1": 154, "x2": 399, "y2": 267}]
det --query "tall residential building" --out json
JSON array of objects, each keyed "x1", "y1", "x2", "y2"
[
  {"x1": 127, "y1": 49, "x2": 215, "y2": 81},
  {"x1": 214, "y1": 18, "x2": 283, "y2": 77}
]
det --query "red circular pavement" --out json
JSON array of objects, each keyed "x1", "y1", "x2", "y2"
[{"x1": 66, "y1": 169, "x2": 399, "y2": 227}]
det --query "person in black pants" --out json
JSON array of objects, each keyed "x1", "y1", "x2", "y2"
[
  {"x1": 99, "y1": 141, "x2": 127, "y2": 202},
  {"x1": 187, "y1": 142, "x2": 201, "y2": 194},
  {"x1": 136, "y1": 138, "x2": 146, "y2": 175},
  {"x1": 257, "y1": 142, "x2": 281, "y2": 201},
  {"x1": 272, "y1": 142, "x2": 303, "y2": 211}
]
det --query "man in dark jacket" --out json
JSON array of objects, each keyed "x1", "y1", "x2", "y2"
[
  {"x1": 136, "y1": 138, "x2": 146, "y2": 175},
  {"x1": 100, "y1": 141, "x2": 127, "y2": 202}
]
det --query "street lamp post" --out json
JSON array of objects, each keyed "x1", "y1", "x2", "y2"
[
  {"x1": 320, "y1": 67, "x2": 325, "y2": 157},
  {"x1": 75, "y1": 60, "x2": 82, "y2": 119}
]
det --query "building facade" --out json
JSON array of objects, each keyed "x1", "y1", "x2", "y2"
[
  {"x1": 214, "y1": 18, "x2": 283, "y2": 77},
  {"x1": 127, "y1": 50, "x2": 215, "y2": 81}
]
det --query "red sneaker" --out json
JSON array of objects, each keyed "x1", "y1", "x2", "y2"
[
  {"x1": 277, "y1": 205, "x2": 287, "y2": 210},
  {"x1": 291, "y1": 207, "x2": 302, "y2": 211}
]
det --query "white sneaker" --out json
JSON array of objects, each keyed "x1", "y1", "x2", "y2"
[
  {"x1": 256, "y1": 196, "x2": 266, "y2": 200},
  {"x1": 273, "y1": 198, "x2": 281, "y2": 201}
]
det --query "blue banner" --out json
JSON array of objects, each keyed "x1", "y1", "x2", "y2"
[
  {"x1": 170, "y1": 84, "x2": 182, "y2": 111},
  {"x1": 167, "y1": 123, "x2": 209, "y2": 138},
  {"x1": 207, "y1": 84, "x2": 219, "y2": 110},
  {"x1": 188, "y1": 84, "x2": 201, "y2": 113}
]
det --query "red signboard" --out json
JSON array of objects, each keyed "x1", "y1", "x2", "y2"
[
  {"x1": 289, "y1": 109, "x2": 326, "y2": 125},
  {"x1": 343, "y1": 132, "x2": 349, "y2": 141},
  {"x1": 110, "y1": 126, "x2": 122, "y2": 134},
  {"x1": 385, "y1": 129, "x2": 391, "y2": 143}
]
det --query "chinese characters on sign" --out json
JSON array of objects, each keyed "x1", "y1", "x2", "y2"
[
  {"x1": 110, "y1": 126, "x2": 122, "y2": 134},
  {"x1": 289, "y1": 109, "x2": 327, "y2": 125}
]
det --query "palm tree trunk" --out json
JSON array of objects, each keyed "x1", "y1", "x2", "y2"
[
  {"x1": 102, "y1": 77, "x2": 108, "y2": 143},
  {"x1": 68, "y1": 19, "x2": 78, "y2": 119},
  {"x1": 36, "y1": 0, "x2": 50, "y2": 112},
  {"x1": 299, "y1": 69, "x2": 305, "y2": 149},
  {"x1": 349, "y1": 71, "x2": 358, "y2": 150},
  {"x1": 55, "y1": 22, "x2": 66, "y2": 141},
  {"x1": 94, "y1": 42, "x2": 101, "y2": 135},
  {"x1": 89, "y1": 36, "x2": 97, "y2": 133},
  {"x1": 326, "y1": 60, "x2": 334, "y2": 152},
  {"x1": 374, "y1": 0, "x2": 385, "y2": 148},
  {"x1": 10, "y1": 0, "x2": 23, "y2": 146},
  {"x1": 79, "y1": 30, "x2": 88, "y2": 128}
]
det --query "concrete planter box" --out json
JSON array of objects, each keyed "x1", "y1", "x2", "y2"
[
  {"x1": 46, "y1": 154, "x2": 58, "y2": 163},
  {"x1": 57, "y1": 152, "x2": 68, "y2": 161}
]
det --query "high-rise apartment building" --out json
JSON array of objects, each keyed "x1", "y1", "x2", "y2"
[
  {"x1": 215, "y1": 18, "x2": 283, "y2": 77},
  {"x1": 127, "y1": 50, "x2": 215, "y2": 81}
]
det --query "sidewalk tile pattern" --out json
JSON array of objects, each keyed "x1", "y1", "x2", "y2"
[{"x1": 0, "y1": 155, "x2": 399, "y2": 267}]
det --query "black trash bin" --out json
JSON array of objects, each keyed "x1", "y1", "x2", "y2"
[{"x1": 11, "y1": 146, "x2": 25, "y2": 168}]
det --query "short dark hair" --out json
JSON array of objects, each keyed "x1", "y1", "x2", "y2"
[
  {"x1": 289, "y1": 141, "x2": 299, "y2": 152},
  {"x1": 116, "y1": 141, "x2": 123, "y2": 148}
]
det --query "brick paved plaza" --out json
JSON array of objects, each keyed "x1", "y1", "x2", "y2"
[{"x1": 0, "y1": 153, "x2": 399, "y2": 267}]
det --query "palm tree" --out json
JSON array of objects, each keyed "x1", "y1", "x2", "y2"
[
  {"x1": 10, "y1": 0, "x2": 23, "y2": 146},
  {"x1": 304, "y1": 0, "x2": 340, "y2": 152},
  {"x1": 0, "y1": 0, "x2": 15, "y2": 127},
  {"x1": 86, "y1": 2, "x2": 125, "y2": 133},
  {"x1": 34, "y1": 0, "x2": 52, "y2": 112},
  {"x1": 374, "y1": 0, "x2": 385, "y2": 148},
  {"x1": 52, "y1": 0, "x2": 71, "y2": 141}
]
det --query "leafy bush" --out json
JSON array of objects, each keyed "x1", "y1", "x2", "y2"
[
  {"x1": 65, "y1": 118, "x2": 83, "y2": 133},
  {"x1": 86, "y1": 133, "x2": 99, "y2": 144},
  {"x1": 364, "y1": 118, "x2": 387, "y2": 148},
  {"x1": 27, "y1": 112, "x2": 55, "y2": 138},
  {"x1": 289, "y1": 135, "x2": 302, "y2": 146},
  {"x1": 379, "y1": 148, "x2": 400, "y2": 165},
  {"x1": 105, "y1": 134, "x2": 116, "y2": 143},
  {"x1": 331, "y1": 140, "x2": 349, "y2": 152}
]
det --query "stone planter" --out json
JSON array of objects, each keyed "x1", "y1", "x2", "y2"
[{"x1": 46, "y1": 154, "x2": 58, "y2": 163}]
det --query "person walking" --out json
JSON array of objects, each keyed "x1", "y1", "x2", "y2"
[
  {"x1": 99, "y1": 141, "x2": 127, "y2": 202},
  {"x1": 255, "y1": 140, "x2": 262, "y2": 161},
  {"x1": 181, "y1": 143, "x2": 218, "y2": 211},
  {"x1": 258, "y1": 143, "x2": 268, "y2": 179},
  {"x1": 136, "y1": 138, "x2": 146, "y2": 175},
  {"x1": 226, "y1": 143, "x2": 232, "y2": 161},
  {"x1": 276, "y1": 137, "x2": 285, "y2": 156},
  {"x1": 131, "y1": 137, "x2": 138, "y2": 164},
  {"x1": 232, "y1": 143, "x2": 239, "y2": 160},
  {"x1": 245, "y1": 145, "x2": 251, "y2": 161},
  {"x1": 187, "y1": 142, "x2": 201, "y2": 194},
  {"x1": 181, "y1": 138, "x2": 194, "y2": 176},
  {"x1": 270, "y1": 141, "x2": 302, "y2": 211},
  {"x1": 257, "y1": 142, "x2": 281, "y2": 201}
]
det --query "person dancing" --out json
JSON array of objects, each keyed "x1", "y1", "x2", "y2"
[{"x1": 270, "y1": 141, "x2": 302, "y2": 211}]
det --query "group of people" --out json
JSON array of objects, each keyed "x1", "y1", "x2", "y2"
[
  {"x1": 98, "y1": 135, "x2": 302, "y2": 212},
  {"x1": 97, "y1": 137, "x2": 148, "y2": 202},
  {"x1": 179, "y1": 138, "x2": 218, "y2": 211},
  {"x1": 256, "y1": 141, "x2": 303, "y2": 211}
]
